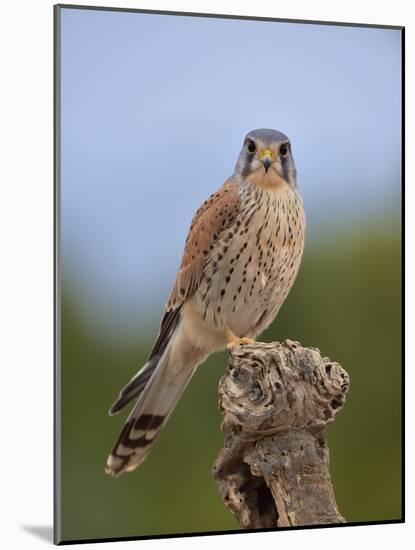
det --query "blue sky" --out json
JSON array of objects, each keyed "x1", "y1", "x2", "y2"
[{"x1": 60, "y1": 8, "x2": 401, "y2": 339}]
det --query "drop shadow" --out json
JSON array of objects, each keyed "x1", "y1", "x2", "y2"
[{"x1": 21, "y1": 525, "x2": 53, "y2": 543}]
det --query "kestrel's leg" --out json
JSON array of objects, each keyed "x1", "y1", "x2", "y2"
[{"x1": 225, "y1": 328, "x2": 256, "y2": 349}]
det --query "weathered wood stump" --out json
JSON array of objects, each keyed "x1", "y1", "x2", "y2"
[{"x1": 213, "y1": 340, "x2": 349, "y2": 528}]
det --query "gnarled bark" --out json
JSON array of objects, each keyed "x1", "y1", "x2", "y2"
[{"x1": 213, "y1": 340, "x2": 349, "y2": 528}]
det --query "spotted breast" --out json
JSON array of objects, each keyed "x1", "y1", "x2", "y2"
[{"x1": 194, "y1": 180, "x2": 305, "y2": 339}]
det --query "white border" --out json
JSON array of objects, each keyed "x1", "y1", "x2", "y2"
[{"x1": 0, "y1": 1, "x2": 411, "y2": 548}]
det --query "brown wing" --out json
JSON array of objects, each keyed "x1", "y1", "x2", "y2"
[
  {"x1": 167, "y1": 178, "x2": 240, "y2": 311},
  {"x1": 108, "y1": 179, "x2": 239, "y2": 416}
]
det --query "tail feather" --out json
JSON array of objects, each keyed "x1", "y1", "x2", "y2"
[
  {"x1": 106, "y1": 310, "x2": 207, "y2": 477},
  {"x1": 108, "y1": 308, "x2": 182, "y2": 416},
  {"x1": 106, "y1": 352, "x2": 195, "y2": 477},
  {"x1": 109, "y1": 357, "x2": 158, "y2": 416}
]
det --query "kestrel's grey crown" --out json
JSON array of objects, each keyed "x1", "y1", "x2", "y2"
[{"x1": 245, "y1": 128, "x2": 289, "y2": 144}]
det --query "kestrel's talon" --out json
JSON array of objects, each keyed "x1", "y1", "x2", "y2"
[
  {"x1": 239, "y1": 337, "x2": 256, "y2": 346},
  {"x1": 226, "y1": 338, "x2": 256, "y2": 349},
  {"x1": 225, "y1": 331, "x2": 256, "y2": 349}
]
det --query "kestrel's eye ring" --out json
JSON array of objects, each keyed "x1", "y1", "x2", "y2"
[
  {"x1": 279, "y1": 143, "x2": 289, "y2": 157},
  {"x1": 246, "y1": 140, "x2": 256, "y2": 153}
]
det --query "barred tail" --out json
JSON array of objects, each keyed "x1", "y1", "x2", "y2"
[{"x1": 105, "y1": 310, "x2": 207, "y2": 477}]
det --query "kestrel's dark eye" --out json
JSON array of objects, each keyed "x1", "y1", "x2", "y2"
[
  {"x1": 247, "y1": 140, "x2": 256, "y2": 153},
  {"x1": 279, "y1": 143, "x2": 289, "y2": 157}
]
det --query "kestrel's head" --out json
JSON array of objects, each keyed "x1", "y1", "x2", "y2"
[{"x1": 233, "y1": 128, "x2": 297, "y2": 190}]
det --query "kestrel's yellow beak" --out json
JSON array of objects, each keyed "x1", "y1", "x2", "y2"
[{"x1": 259, "y1": 149, "x2": 276, "y2": 173}]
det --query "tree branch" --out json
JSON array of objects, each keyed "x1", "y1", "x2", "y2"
[{"x1": 213, "y1": 340, "x2": 349, "y2": 528}]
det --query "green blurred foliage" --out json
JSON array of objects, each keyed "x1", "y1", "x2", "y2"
[{"x1": 60, "y1": 219, "x2": 401, "y2": 541}]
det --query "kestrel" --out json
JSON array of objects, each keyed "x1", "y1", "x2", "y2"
[{"x1": 106, "y1": 128, "x2": 306, "y2": 477}]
